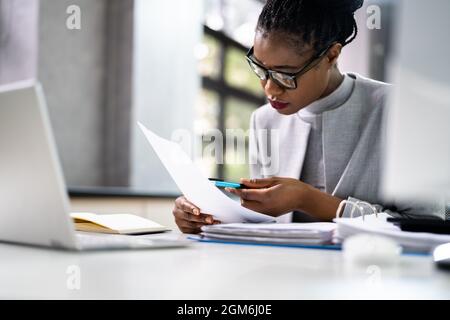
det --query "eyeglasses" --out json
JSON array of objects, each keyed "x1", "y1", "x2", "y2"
[{"x1": 245, "y1": 43, "x2": 334, "y2": 90}]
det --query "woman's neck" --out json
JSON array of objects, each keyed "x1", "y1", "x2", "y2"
[{"x1": 319, "y1": 68, "x2": 344, "y2": 99}]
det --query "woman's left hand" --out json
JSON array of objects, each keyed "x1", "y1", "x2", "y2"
[{"x1": 225, "y1": 177, "x2": 314, "y2": 217}]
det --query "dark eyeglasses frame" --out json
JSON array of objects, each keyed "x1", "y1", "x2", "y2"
[{"x1": 245, "y1": 43, "x2": 335, "y2": 90}]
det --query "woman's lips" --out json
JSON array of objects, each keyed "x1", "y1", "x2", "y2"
[{"x1": 269, "y1": 100, "x2": 290, "y2": 110}]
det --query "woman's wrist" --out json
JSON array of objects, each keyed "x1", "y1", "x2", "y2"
[
  {"x1": 297, "y1": 187, "x2": 342, "y2": 221},
  {"x1": 295, "y1": 184, "x2": 316, "y2": 213}
]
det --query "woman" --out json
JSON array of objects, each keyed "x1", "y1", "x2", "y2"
[{"x1": 172, "y1": 0, "x2": 444, "y2": 233}]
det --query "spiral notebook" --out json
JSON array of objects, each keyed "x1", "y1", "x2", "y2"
[
  {"x1": 333, "y1": 200, "x2": 450, "y2": 253},
  {"x1": 334, "y1": 212, "x2": 450, "y2": 253}
]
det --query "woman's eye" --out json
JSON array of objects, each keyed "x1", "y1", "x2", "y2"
[{"x1": 275, "y1": 73, "x2": 291, "y2": 81}]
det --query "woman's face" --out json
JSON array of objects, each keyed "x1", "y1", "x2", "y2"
[{"x1": 252, "y1": 31, "x2": 341, "y2": 115}]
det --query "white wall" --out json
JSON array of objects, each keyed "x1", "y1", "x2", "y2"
[
  {"x1": 338, "y1": 2, "x2": 370, "y2": 77},
  {"x1": 130, "y1": 0, "x2": 203, "y2": 194},
  {"x1": 38, "y1": 0, "x2": 107, "y2": 187}
]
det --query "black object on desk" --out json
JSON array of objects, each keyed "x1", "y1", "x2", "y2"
[{"x1": 387, "y1": 218, "x2": 450, "y2": 235}]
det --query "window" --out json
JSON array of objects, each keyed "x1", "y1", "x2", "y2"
[
  {"x1": 196, "y1": 25, "x2": 265, "y2": 181},
  {"x1": 224, "y1": 46, "x2": 262, "y2": 95},
  {"x1": 194, "y1": 88, "x2": 220, "y2": 178},
  {"x1": 224, "y1": 97, "x2": 255, "y2": 181}
]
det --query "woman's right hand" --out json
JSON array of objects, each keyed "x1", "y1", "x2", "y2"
[{"x1": 172, "y1": 196, "x2": 220, "y2": 234}]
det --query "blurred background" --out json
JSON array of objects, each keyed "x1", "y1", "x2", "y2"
[{"x1": 0, "y1": 0, "x2": 396, "y2": 197}]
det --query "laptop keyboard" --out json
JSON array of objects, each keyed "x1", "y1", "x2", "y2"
[{"x1": 75, "y1": 232, "x2": 190, "y2": 250}]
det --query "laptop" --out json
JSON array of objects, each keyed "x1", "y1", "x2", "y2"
[{"x1": 0, "y1": 80, "x2": 189, "y2": 251}]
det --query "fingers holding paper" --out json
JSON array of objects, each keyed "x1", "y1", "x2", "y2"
[
  {"x1": 173, "y1": 196, "x2": 221, "y2": 234},
  {"x1": 225, "y1": 177, "x2": 314, "y2": 217}
]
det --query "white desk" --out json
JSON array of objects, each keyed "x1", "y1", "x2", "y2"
[{"x1": 1, "y1": 234, "x2": 449, "y2": 299}]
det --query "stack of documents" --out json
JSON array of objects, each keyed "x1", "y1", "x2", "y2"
[
  {"x1": 335, "y1": 213, "x2": 450, "y2": 253},
  {"x1": 200, "y1": 223, "x2": 336, "y2": 245}
]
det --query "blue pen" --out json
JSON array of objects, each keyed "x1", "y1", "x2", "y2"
[{"x1": 209, "y1": 178, "x2": 243, "y2": 189}]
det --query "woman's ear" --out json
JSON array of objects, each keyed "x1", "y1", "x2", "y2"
[{"x1": 327, "y1": 43, "x2": 343, "y2": 67}]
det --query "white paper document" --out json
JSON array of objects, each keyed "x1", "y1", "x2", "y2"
[{"x1": 138, "y1": 123, "x2": 275, "y2": 223}]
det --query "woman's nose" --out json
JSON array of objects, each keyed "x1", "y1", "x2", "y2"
[{"x1": 262, "y1": 78, "x2": 284, "y2": 97}]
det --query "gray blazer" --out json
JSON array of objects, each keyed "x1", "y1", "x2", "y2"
[{"x1": 249, "y1": 73, "x2": 444, "y2": 222}]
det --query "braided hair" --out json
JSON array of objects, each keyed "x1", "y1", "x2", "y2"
[{"x1": 257, "y1": 0, "x2": 364, "y2": 52}]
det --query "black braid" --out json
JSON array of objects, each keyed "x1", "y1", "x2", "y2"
[{"x1": 257, "y1": 0, "x2": 363, "y2": 52}]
